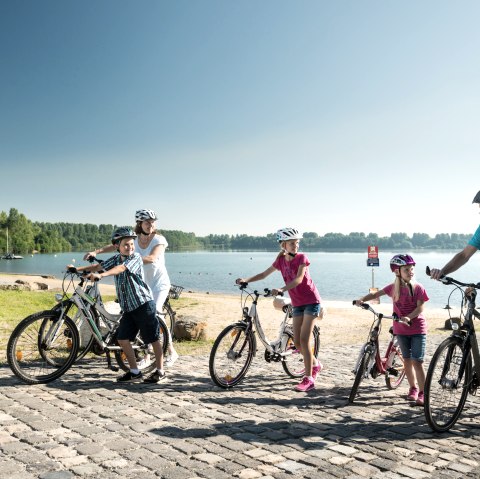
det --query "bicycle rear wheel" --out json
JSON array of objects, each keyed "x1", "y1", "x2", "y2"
[
  {"x1": 209, "y1": 323, "x2": 256, "y2": 389},
  {"x1": 424, "y1": 337, "x2": 471, "y2": 432},
  {"x1": 282, "y1": 325, "x2": 320, "y2": 378},
  {"x1": 114, "y1": 314, "x2": 169, "y2": 373},
  {"x1": 349, "y1": 348, "x2": 373, "y2": 403},
  {"x1": 7, "y1": 311, "x2": 79, "y2": 384},
  {"x1": 385, "y1": 347, "x2": 406, "y2": 390}
]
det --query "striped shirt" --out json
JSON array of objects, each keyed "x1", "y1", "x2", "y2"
[{"x1": 102, "y1": 252, "x2": 153, "y2": 312}]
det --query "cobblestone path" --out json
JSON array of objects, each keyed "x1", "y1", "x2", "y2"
[{"x1": 1, "y1": 335, "x2": 480, "y2": 479}]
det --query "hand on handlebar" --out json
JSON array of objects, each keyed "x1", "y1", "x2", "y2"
[
  {"x1": 66, "y1": 264, "x2": 77, "y2": 273},
  {"x1": 271, "y1": 288, "x2": 284, "y2": 297},
  {"x1": 86, "y1": 272, "x2": 102, "y2": 282},
  {"x1": 83, "y1": 251, "x2": 96, "y2": 261}
]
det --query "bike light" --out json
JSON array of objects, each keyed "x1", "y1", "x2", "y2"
[
  {"x1": 451, "y1": 323, "x2": 459, "y2": 331},
  {"x1": 54, "y1": 293, "x2": 63, "y2": 302}
]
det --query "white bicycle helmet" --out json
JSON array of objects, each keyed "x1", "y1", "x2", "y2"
[
  {"x1": 276, "y1": 227, "x2": 302, "y2": 243},
  {"x1": 135, "y1": 209, "x2": 157, "y2": 222}
]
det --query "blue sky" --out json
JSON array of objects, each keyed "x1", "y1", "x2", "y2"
[{"x1": 1, "y1": 1, "x2": 480, "y2": 237}]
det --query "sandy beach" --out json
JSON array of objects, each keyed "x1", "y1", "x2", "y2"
[{"x1": 0, "y1": 272, "x2": 453, "y2": 346}]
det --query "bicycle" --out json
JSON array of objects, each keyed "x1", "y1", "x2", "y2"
[
  {"x1": 424, "y1": 266, "x2": 480, "y2": 432},
  {"x1": 209, "y1": 283, "x2": 321, "y2": 389},
  {"x1": 348, "y1": 301, "x2": 408, "y2": 403},
  {"x1": 162, "y1": 284, "x2": 183, "y2": 339},
  {"x1": 6, "y1": 268, "x2": 170, "y2": 384}
]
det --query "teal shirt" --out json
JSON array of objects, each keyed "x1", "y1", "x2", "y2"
[{"x1": 468, "y1": 225, "x2": 480, "y2": 249}]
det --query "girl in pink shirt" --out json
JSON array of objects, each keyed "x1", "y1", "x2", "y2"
[
  {"x1": 236, "y1": 228, "x2": 323, "y2": 392},
  {"x1": 355, "y1": 254, "x2": 429, "y2": 406}
]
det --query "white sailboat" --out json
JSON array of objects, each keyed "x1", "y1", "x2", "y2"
[{"x1": 2, "y1": 228, "x2": 23, "y2": 260}]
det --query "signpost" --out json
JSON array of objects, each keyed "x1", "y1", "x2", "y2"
[{"x1": 367, "y1": 246, "x2": 380, "y2": 303}]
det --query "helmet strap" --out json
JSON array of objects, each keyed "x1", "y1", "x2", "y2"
[
  {"x1": 140, "y1": 229, "x2": 150, "y2": 235},
  {"x1": 287, "y1": 252, "x2": 296, "y2": 257}
]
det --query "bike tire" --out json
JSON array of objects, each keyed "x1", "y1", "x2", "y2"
[
  {"x1": 424, "y1": 336, "x2": 471, "y2": 432},
  {"x1": 209, "y1": 323, "x2": 256, "y2": 389},
  {"x1": 349, "y1": 350, "x2": 372, "y2": 403},
  {"x1": 7, "y1": 311, "x2": 79, "y2": 384},
  {"x1": 385, "y1": 347, "x2": 406, "y2": 390},
  {"x1": 161, "y1": 301, "x2": 176, "y2": 340},
  {"x1": 114, "y1": 313, "x2": 170, "y2": 373},
  {"x1": 282, "y1": 325, "x2": 321, "y2": 378}
]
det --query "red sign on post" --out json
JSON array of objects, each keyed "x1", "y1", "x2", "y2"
[{"x1": 368, "y1": 246, "x2": 378, "y2": 258}]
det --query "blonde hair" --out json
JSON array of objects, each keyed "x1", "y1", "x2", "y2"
[{"x1": 392, "y1": 269, "x2": 417, "y2": 302}]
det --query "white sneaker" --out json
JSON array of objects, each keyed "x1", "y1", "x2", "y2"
[
  {"x1": 137, "y1": 357, "x2": 150, "y2": 369},
  {"x1": 164, "y1": 351, "x2": 179, "y2": 368}
]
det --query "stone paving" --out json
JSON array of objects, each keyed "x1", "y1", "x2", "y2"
[{"x1": 1, "y1": 336, "x2": 480, "y2": 479}]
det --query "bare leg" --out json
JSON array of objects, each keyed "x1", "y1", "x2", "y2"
[
  {"x1": 403, "y1": 358, "x2": 417, "y2": 388},
  {"x1": 118, "y1": 339, "x2": 138, "y2": 370},
  {"x1": 412, "y1": 360, "x2": 425, "y2": 391},
  {"x1": 150, "y1": 340, "x2": 164, "y2": 370},
  {"x1": 293, "y1": 314, "x2": 317, "y2": 377}
]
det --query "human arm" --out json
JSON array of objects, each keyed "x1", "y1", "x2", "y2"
[
  {"x1": 83, "y1": 244, "x2": 116, "y2": 261},
  {"x1": 354, "y1": 289, "x2": 386, "y2": 306},
  {"x1": 400, "y1": 300, "x2": 425, "y2": 324},
  {"x1": 141, "y1": 243, "x2": 165, "y2": 264},
  {"x1": 271, "y1": 263, "x2": 307, "y2": 297},
  {"x1": 86, "y1": 264, "x2": 127, "y2": 281},
  {"x1": 429, "y1": 245, "x2": 477, "y2": 280},
  {"x1": 236, "y1": 265, "x2": 277, "y2": 285}
]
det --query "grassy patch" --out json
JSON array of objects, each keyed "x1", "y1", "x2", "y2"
[{"x1": 0, "y1": 291, "x2": 210, "y2": 363}]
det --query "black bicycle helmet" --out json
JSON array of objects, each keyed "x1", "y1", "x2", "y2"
[
  {"x1": 111, "y1": 227, "x2": 137, "y2": 245},
  {"x1": 472, "y1": 190, "x2": 480, "y2": 204}
]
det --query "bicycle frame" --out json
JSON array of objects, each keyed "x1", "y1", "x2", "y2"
[
  {"x1": 242, "y1": 289, "x2": 294, "y2": 358},
  {"x1": 446, "y1": 288, "x2": 480, "y2": 391}
]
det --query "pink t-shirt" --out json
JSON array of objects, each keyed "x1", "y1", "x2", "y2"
[
  {"x1": 272, "y1": 253, "x2": 321, "y2": 307},
  {"x1": 382, "y1": 282, "x2": 429, "y2": 335}
]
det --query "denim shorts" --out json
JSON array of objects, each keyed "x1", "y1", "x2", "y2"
[
  {"x1": 396, "y1": 334, "x2": 426, "y2": 362},
  {"x1": 292, "y1": 303, "x2": 322, "y2": 318},
  {"x1": 116, "y1": 300, "x2": 160, "y2": 345}
]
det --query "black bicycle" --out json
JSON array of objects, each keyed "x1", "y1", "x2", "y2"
[{"x1": 424, "y1": 266, "x2": 480, "y2": 432}]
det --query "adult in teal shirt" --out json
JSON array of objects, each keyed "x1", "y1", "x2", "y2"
[{"x1": 430, "y1": 190, "x2": 480, "y2": 280}]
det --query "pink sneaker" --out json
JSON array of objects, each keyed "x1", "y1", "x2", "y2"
[
  {"x1": 407, "y1": 386, "x2": 419, "y2": 401},
  {"x1": 416, "y1": 391, "x2": 424, "y2": 406},
  {"x1": 295, "y1": 376, "x2": 315, "y2": 392},
  {"x1": 312, "y1": 362, "x2": 323, "y2": 380}
]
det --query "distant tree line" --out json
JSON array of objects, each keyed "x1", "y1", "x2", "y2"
[{"x1": 0, "y1": 208, "x2": 474, "y2": 254}]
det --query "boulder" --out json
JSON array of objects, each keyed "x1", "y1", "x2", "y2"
[{"x1": 174, "y1": 315, "x2": 207, "y2": 341}]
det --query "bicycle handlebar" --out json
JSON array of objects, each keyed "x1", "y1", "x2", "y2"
[
  {"x1": 235, "y1": 283, "x2": 284, "y2": 297},
  {"x1": 426, "y1": 266, "x2": 480, "y2": 289},
  {"x1": 352, "y1": 300, "x2": 409, "y2": 325}
]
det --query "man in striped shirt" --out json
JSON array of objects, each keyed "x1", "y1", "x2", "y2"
[{"x1": 77, "y1": 227, "x2": 166, "y2": 383}]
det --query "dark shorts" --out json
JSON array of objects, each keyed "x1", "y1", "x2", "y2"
[
  {"x1": 116, "y1": 300, "x2": 160, "y2": 345},
  {"x1": 292, "y1": 303, "x2": 322, "y2": 318}
]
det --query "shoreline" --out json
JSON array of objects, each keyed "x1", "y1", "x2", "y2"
[{"x1": 0, "y1": 273, "x2": 453, "y2": 345}]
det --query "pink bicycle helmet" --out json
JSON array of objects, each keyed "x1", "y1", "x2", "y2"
[{"x1": 390, "y1": 254, "x2": 415, "y2": 272}]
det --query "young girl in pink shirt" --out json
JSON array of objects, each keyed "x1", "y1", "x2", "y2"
[
  {"x1": 355, "y1": 254, "x2": 429, "y2": 405},
  {"x1": 236, "y1": 228, "x2": 323, "y2": 392}
]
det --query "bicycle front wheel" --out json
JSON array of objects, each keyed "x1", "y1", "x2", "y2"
[
  {"x1": 385, "y1": 347, "x2": 406, "y2": 390},
  {"x1": 7, "y1": 311, "x2": 79, "y2": 384},
  {"x1": 282, "y1": 325, "x2": 320, "y2": 378},
  {"x1": 209, "y1": 323, "x2": 256, "y2": 389},
  {"x1": 114, "y1": 313, "x2": 169, "y2": 373},
  {"x1": 349, "y1": 348, "x2": 373, "y2": 403},
  {"x1": 424, "y1": 337, "x2": 472, "y2": 432}
]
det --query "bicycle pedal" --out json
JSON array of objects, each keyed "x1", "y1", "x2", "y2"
[{"x1": 386, "y1": 367, "x2": 399, "y2": 377}]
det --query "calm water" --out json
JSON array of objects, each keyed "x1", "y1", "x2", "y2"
[{"x1": 1, "y1": 250, "x2": 480, "y2": 308}]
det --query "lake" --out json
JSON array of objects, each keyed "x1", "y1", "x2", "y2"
[{"x1": 1, "y1": 250, "x2": 479, "y2": 308}]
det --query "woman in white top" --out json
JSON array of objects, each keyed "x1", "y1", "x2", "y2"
[{"x1": 85, "y1": 208, "x2": 178, "y2": 366}]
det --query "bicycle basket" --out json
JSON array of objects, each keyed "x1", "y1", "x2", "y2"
[{"x1": 168, "y1": 284, "x2": 184, "y2": 299}]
